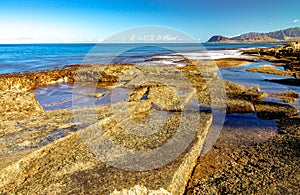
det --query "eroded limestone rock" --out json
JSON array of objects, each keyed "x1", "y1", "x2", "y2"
[
  {"x1": 0, "y1": 102, "x2": 212, "y2": 195},
  {"x1": 0, "y1": 91, "x2": 43, "y2": 115},
  {"x1": 247, "y1": 65, "x2": 294, "y2": 77},
  {"x1": 271, "y1": 90, "x2": 299, "y2": 103},
  {"x1": 254, "y1": 101, "x2": 299, "y2": 119}
]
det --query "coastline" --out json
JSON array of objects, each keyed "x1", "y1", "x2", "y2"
[
  {"x1": 188, "y1": 42, "x2": 299, "y2": 194},
  {"x1": 0, "y1": 43, "x2": 299, "y2": 194}
]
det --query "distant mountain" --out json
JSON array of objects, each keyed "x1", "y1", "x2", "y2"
[
  {"x1": 207, "y1": 27, "x2": 300, "y2": 43},
  {"x1": 207, "y1": 35, "x2": 232, "y2": 42}
]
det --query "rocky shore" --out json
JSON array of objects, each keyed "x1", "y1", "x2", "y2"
[
  {"x1": 242, "y1": 41, "x2": 300, "y2": 82},
  {"x1": 187, "y1": 42, "x2": 300, "y2": 194},
  {"x1": 186, "y1": 115, "x2": 300, "y2": 194},
  {"x1": 0, "y1": 48, "x2": 299, "y2": 194}
]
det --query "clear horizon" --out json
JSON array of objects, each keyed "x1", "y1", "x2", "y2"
[{"x1": 1, "y1": 0, "x2": 300, "y2": 44}]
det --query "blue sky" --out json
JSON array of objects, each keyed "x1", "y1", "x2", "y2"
[{"x1": 0, "y1": 0, "x2": 299, "y2": 43}]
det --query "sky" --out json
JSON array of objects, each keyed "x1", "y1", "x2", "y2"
[{"x1": 0, "y1": 0, "x2": 300, "y2": 43}]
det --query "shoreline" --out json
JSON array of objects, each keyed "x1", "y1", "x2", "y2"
[
  {"x1": 0, "y1": 43, "x2": 299, "y2": 194},
  {"x1": 0, "y1": 42, "x2": 279, "y2": 75},
  {"x1": 188, "y1": 42, "x2": 299, "y2": 194}
]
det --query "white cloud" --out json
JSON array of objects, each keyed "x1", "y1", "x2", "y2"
[{"x1": 293, "y1": 19, "x2": 299, "y2": 23}]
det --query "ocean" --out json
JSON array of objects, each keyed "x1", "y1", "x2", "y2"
[
  {"x1": 0, "y1": 43, "x2": 282, "y2": 74},
  {"x1": 1, "y1": 42, "x2": 298, "y2": 111}
]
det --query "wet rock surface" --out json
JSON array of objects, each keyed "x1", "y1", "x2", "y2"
[
  {"x1": 0, "y1": 102, "x2": 212, "y2": 194},
  {"x1": 271, "y1": 89, "x2": 299, "y2": 103},
  {"x1": 223, "y1": 81, "x2": 267, "y2": 113},
  {"x1": 184, "y1": 44, "x2": 300, "y2": 195},
  {"x1": 215, "y1": 58, "x2": 256, "y2": 67},
  {"x1": 247, "y1": 65, "x2": 294, "y2": 76},
  {"x1": 186, "y1": 116, "x2": 300, "y2": 195},
  {"x1": 242, "y1": 41, "x2": 300, "y2": 85},
  {"x1": 0, "y1": 58, "x2": 299, "y2": 194},
  {"x1": 254, "y1": 101, "x2": 299, "y2": 119},
  {"x1": 0, "y1": 91, "x2": 43, "y2": 115},
  {"x1": 0, "y1": 62, "x2": 216, "y2": 194}
]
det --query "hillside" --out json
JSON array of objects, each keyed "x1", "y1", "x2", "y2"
[
  {"x1": 207, "y1": 35, "x2": 233, "y2": 42},
  {"x1": 207, "y1": 27, "x2": 300, "y2": 43}
]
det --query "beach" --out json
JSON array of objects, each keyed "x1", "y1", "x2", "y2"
[{"x1": 0, "y1": 43, "x2": 299, "y2": 194}]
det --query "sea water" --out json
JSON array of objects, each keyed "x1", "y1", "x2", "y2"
[
  {"x1": 1, "y1": 42, "x2": 298, "y2": 110},
  {"x1": 0, "y1": 42, "x2": 281, "y2": 74}
]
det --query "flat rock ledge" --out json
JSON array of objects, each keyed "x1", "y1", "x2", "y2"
[
  {"x1": 0, "y1": 62, "x2": 217, "y2": 194},
  {"x1": 247, "y1": 65, "x2": 294, "y2": 77},
  {"x1": 0, "y1": 102, "x2": 212, "y2": 194},
  {"x1": 0, "y1": 60, "x2": 299, "y2": 194}
]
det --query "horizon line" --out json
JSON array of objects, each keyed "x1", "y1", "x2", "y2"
[{"x1": 0, "y1": 42, "x2": 207, "y2": 45}]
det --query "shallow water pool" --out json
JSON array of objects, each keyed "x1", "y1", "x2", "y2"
[{"x1": 35, "y1": 83, "x2": 129, "y2": 110}]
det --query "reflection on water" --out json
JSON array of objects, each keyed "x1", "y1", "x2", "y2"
[
  {"x1": 221, "y1": 113, "x2": 278, "y2": 146},
  {"x1": 220, "y1": 61, "x2": 293, "y2": 93},
  {"x1": 35, "y1": 60, "x2": 300, "y2": 112},
  {"x1": 220, "y1": 61, "x2": 300, "y2": 110},
  {"x1": 35, "y1": 83, "x2": 129, "y2": 110}
]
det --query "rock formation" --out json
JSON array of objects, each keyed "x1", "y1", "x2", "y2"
[
  {"x1": 0, "y1": 59, "x2": 298, "y2": 194},
  {"x1": 207, "y1": 27, "x2": 300, "y2": 43},
  {"x1": 242, "y1": 42, "x2": 300, "y2": 84}
]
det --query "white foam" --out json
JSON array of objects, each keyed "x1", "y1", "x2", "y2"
[
  {"x1": 137, "y1": 49, "x2": 257, "y2": 66},
  {"x1": 175, "y1": 49, "x2": 255, "y2": 60},
  {"x1": 139, "y1": 60, "x2": 186, "y2": 66}
]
